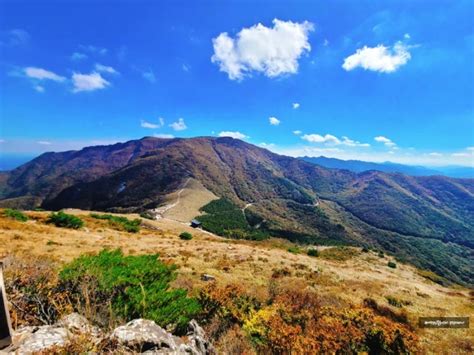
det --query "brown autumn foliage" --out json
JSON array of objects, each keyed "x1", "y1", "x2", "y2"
[{"x1": 198, "y1": 283, "x2": 419, "y2": 354}]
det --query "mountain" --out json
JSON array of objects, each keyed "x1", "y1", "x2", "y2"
[
  {"x1": 1, "y1": 136, "x2": 473, "y2": 285},
  {"x1": 301, "y1": 156, "x2": 474, "y2": 178}
]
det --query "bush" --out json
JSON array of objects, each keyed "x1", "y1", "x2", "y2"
[
  {"x1": 179, "y1": 232, "x2": 193, "y2": 240},
  {"x1": 4, "y1": 208, "x2": 28, "y2": 222},
  {"x1": 378, "y1": 251, "x2": 385, "y2": 258},
  {"x1": 388, "y1": 261, "x2": 397, "y2": 269},
  {"x1": 139, "y1": 211, "x2": 155, "y2": 220},
  {"x1": 90, "y1": 213, "x2": 141, "y2": 233},
  {"x1": 47, "y1": 211, "x2": 84, "y2": 229},
  {"x1": 362, "y1": 246, "x2": 370, "y2": 253},
  {"x1": 287, "y1": 246, "x2": 300, "y2": 254},
  {"x1": 307, "y1": 248, "x2": 319, "y2": 257},
  {"x1": 59, "y1": 249, "x2": 200, "y2": 333}
]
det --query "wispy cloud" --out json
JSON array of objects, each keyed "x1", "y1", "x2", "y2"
[
  {"x1": 70, "y1": 52, "x2": 88, "y2": 61},
  {"x1": 24, "y1": 67, "x2": 66, "y2": 82},
  {"x1": 72, "y1": 72, "x2": 110, "y2": 93},
  {"x1": 141, "y1": 117, "x2": 164, "y2": 129},
  {"x1": 79, "y1": 44, "x2": 107, "y2": 55},
  {"x1": 37, "y1": 141, "x2": 52, "y2": 145},
  {"x1": 142, "y1": 69, "x2": 156, "y2": 83},
  {"x1": 218, "y1": 131, "x2": 248, "y2": 139},
  {"x1": 169, "y1": 118, "x2": 187, "y2": 131},
  {"x1": 0, "y1": 29, "x2": 30, "y2": 46},
  {"x1": 94, "y1": 63, "x2": 119, "y2": 75},
  {"x1": 211, "y1": 19, "x2": 314, "y2": 80},
  {"x1": 343, "y1": 41, "x2": 411, "y2": 73}
]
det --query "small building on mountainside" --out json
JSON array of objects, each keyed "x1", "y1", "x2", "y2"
[{"x1": 190, "y1": 219, "x2": 202, "y2": 228}]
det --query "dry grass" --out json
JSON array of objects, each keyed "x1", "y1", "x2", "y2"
[{"x1": 0, "y1": 208, "x2": 472, "y2": 353}]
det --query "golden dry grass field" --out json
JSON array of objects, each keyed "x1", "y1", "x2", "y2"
[{"x1": 1, "y1": 209, "x2": 472, "y2": 353}]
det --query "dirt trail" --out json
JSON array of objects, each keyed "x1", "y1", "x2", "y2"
[{"x1": 153, "y1": 178, "x2": 192, "y2": 218}]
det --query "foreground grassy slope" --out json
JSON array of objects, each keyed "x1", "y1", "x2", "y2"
[{"x1": 0, "y1": 209, "x2": 472, "y2": 353}]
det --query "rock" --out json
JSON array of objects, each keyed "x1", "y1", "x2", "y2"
[
  {"x1": 186, "y1": 320, "x2": 214, "y2": 354},
  {"x1": 7, "y1": 325, "x2": 69, "y2": 354},
  {"x1": 58, "y1": 312, "x2": 101, "y2": 337},
  {"x1": 200, "y1": 274, "x2": 216, "y2": 282},
  {"x1": 110, "y1": 319, "x2": 182, "y2": 352}
]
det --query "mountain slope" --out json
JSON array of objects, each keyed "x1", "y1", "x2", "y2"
[{"x1": 1, "y1": 137, "x2": 473, "y2": 285}]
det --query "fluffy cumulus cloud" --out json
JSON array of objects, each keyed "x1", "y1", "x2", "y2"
[
  {"x1": 24, "y1": 67, "x2": 66, "y2": 82},
  {"x1": 211, "y1": 19, "x2": 314, "y2": 80},
  {"x1": 95, "y1": 63, "x2": 119, "y2": 75},
  {"x1": 292, "y1": 102, "x2": 300, "y2": 109},
  {"x1": 342, "y1": 42, "x2": 411, "y2": 73},
  {"x1": 141, "y1": 117, "x2": 164, "y2": 129},
  {"x1": 72, "y1": 72, "x2": 110, "y2": 93},
  {"x1": 218, "y1": 131, "x2": 248, "y2": 139},
  {"x1": 374, "y1": 136, "x2": 396, "y2": 147},
  {"x1": 169, "y1": 118, "x2": 187, "y2": 131},
  {"x1": 302, "y1": 133, "x2": 370, "y2": 147},
  {"x1": 269, "y1": 116, "x2": 280, "y2": 126}
]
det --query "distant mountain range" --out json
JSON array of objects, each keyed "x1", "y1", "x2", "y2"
[
  {"x1": 301, "y1": 156, "x2": 474, "y2": 178},
  {"x1": 0, "y1": 137, "x2": 472, "y2": 285}
]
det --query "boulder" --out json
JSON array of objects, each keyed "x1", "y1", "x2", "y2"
[
  {"x1": 110, "y1": 319, "x2": 182, "y2": 352},
  {"x1": 59, "y1": 312, "x2": 101, "y2": 338},
  {"x1": 7, "y1": 325, "x2": 69, "y2": 354}
]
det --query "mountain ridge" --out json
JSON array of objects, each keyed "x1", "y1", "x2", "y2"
[{"x1": 1, "y1": 136, "x2": 473, "y2": 285}]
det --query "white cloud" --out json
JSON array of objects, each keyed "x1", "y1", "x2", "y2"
[
  {"x1": 302, "y1": 134, "x2": 340, "y2": 144},
  {"x1": 37, "y1": 141, "x2": 51, "y2": 145},
  {"x1": 72, "y1": 72, "x2": 110, "y2": 93},
  {"x1": 153, "y1": 133, "x2": 174, "y2": 139},
  {"x1": 292, "y1": 102, "x2": 300, "y2": 109},
  {"x1": 259, "y1": 142, "x2": 275, "y2": 148},
  {"x1": 24, "y1": 67, "x2": 66, "y2": 82},
  {"x1": 428, "y1": 152, "x2": 442, "y2": 157},
  {"x1": 142, "y1": 69, "x2": 156, "y2": 83},
  {"x1": 95, "y1": 63, "x2": 119, "y2": 75},
  {"x1": 218, "y1": 131, "x2": 248, "y2": 139},
  {"x1": 71, "y1": 52, "x2": 87, "y2": 61},
  {"x1": 169, "y1": 118, "x2": 187, "y2": 131},
  {"x1": 452, "y1": 152, "x2": 470, "y2": 157},
  {"x1": 302, "y1": 133, "x2": 370, "y2": 147},
  {"x1": 211, "y1": 18, "x2": 314, "y2": 80},
  {"x1": 466, "y1": 147, "x2": 474, "y2": 151},
  {"x1": 404, "y1": 33, "x2": 411, "y2": 39},
  {"x1": 34, "y1": 85, "x2": 45, "y2": 93},
  {"x1": 269, "y1": 116, "x2": 280, "y2": 126},
  {"x1": 374, "y1": 136, "x2": 396, "y2": 147},
  {"x1": 141, "y1": 117, "x2": 164, "y2": 129},
  {"x1": 342, "y1": 41, "x2": 411, "y2": 73},
  {"x1": 293, "y1": 130, "x2": 302, "y2": 135}
]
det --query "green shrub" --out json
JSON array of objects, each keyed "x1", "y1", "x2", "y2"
[
  {"x1": 378, "y1": 251, "x2": 385, "y2": 258},
  {"x1": 287, "y1": 246, "x2": 300, "y2": 254},
  {"x1": 387, "y1": 261, "x2": 397, "y2": 269},
  {"x1": 362, "y1": 246, "x2": 370, "y2": 253},
  {"x1": 179, "y1": 232, "x2": 193, "y2": 240},
  {"x1": 47, "y1": 211, "x2": 84, "y2": 229},
  {"x1": 59, "y1": 249, "x2": 200, "y2": 333},
  {"x1": 386, "y1": 296, "x2": 412, "y2": 308},
  {"x1": 307, "y1": 248, "x2": 319, "y2": 257},
  {"x1": 139, "y1": 211, "x2": 155, "y2": 220},
  {"x1": 90, "y1": 213, "x2": 141, "y2": 233},
  {"x1": 4, "y1": 208, "x2": 28, "y2": 222}
]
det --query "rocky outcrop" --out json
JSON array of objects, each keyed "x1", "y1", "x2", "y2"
[{"x1": 3, "y1": 314, "x2": 213, "y2": 354}]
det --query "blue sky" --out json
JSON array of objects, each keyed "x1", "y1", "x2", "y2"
[{"x1": 0, "y1": 0, "x2": 473, "y2": 167}]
